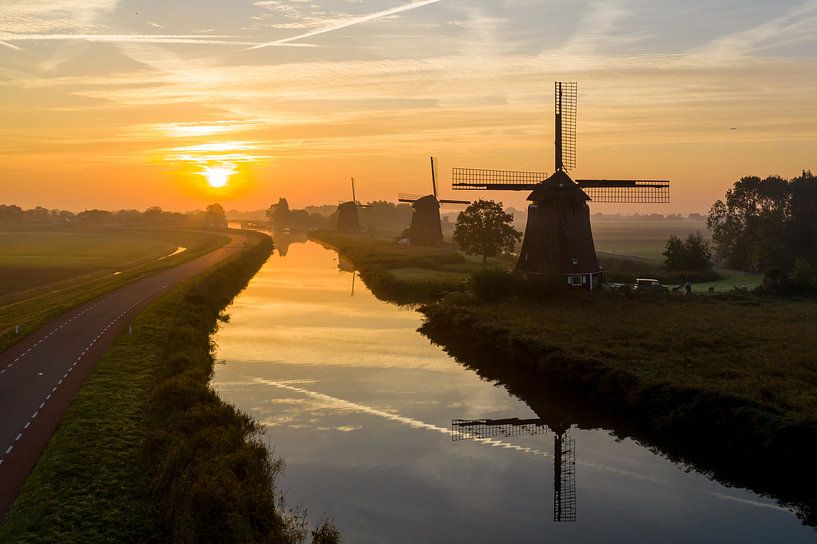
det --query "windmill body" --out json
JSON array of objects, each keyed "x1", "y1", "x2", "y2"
[
  {"x1": 399, "y1": 157, "x2": 469, "y2": 246},
  {"x1": 406, "y1": 194, "x2": 444, "y2": 245},
  {"x1": 453, "y1": 82, "x2": 669, "y2": 289},
  {"x1": 517, "y1": 170, "x2": 600, "y2": 286},
  {"x1": 336, "y1": 201, "x2": 361, "y2": 232},
  {"x1": 336, "y1": 177, "x2": 368, "y2": 233}
]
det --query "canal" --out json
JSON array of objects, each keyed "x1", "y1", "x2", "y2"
[{"x1": 212, "y1": 239, "x2": 813, "y2": 543}]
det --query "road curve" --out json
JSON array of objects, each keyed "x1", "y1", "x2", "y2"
[{"x1": 0, "y1": 233, "x2": 248, "y2": 517}]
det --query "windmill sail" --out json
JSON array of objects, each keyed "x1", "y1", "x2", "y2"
[
  {"x1": 452, "y1": 418, "x2": 577, "y2": 523},
  {"x1": 577, "y1": 179, "x2": 669, "y2": 203},
  {"x1": 452, "y1": 168, "x2": 548, "y2": 190},
  {"x1": 556, "y1": 81, "x2": 577, "y2": 171}
]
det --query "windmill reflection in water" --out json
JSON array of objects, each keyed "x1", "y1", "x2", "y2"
[{"x1": 451, "y1": 418, "x2": 577, "y2": 522}]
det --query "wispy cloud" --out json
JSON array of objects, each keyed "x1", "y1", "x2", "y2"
[{"x1": 249, "y1": 0, "x2": 446, "y2": 49}]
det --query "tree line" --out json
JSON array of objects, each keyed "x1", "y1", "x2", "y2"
[{"x1": 0, "y1": 203, "x2": 228, "y2": 230}]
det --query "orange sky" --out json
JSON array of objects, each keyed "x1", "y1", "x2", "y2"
[{"x1": 2, "y1": 1, "x2": 816, "y2": 213}]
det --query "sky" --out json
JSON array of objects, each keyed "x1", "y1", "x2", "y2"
[{"x1": 1, "y1": 0, "x2": 816, "y2": 213}]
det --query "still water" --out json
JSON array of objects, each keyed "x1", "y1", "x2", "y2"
[{"x1": 212, "y1": 240, "x2": 814, "y2": 543}]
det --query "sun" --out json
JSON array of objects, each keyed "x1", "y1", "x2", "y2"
[{"x1": 201, "y1": 166, "x2": 234, "y2": 188}]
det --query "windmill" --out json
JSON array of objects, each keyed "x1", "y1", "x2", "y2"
[
  {"x1": 336, "y1": 177, "x2": 370, "y2": 233},
  {"x1": 398, "y1": 157, "x2": 470, "y2": 246},
  {"x1": 452, "y1": 82, "x2": 670, "y2": 289},
  {"x1": 451, "y1": 418, "x2": 577, "y2": 522}
]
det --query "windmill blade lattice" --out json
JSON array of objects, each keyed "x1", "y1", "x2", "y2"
[
  {"x1": 577, "y1": 179, "x2": 669, "y2": 203},
  {"x1": 556, "y1": 81, "x2": 577, "y2": 170},
  {"x1": 452, "y1": 167, "x2": 548, "y2": 190}
]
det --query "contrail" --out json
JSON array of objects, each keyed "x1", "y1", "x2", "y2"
[
  {"x1": 0, "y1": 34, "x2": 317, "y2": 47},
  {"x1": 0, "y1": 41, "x2": 24, "y2": 51},
  {"x1": 248, "y1": 0, "x2": 446, "y2": 50}
]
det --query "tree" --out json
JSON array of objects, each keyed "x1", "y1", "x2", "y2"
[
  {"x1": 662, "y1": 235, "x2": 687, "y2": 271},
  {"x1": 266, "y1": 198, "x2": 291, "y2": 228},
  {"x1": 663, "y1": 232, "x2": 713, "y2": 272},
  {"x1": 204, "y1": 203, "x2": 227, "y2": 229},
  {"x1": 453, "y1": 200, "x2": 521, "y2": 264},
  {"x1": 683, "y1": 232, "x2": 713, "y2": 270},
  {"x1": 708, "y1": 172, "x2": 817, "y2": 273}
]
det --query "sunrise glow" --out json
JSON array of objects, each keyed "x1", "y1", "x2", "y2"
[
  {"x1": 0, "y1": 1, "x2": 814, "y2": 212},
  {"x1": 201, "y1": 166, "x2": 235, "y2": 189}
]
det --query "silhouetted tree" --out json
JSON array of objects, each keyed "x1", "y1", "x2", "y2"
[
  {"x1": 0, "y1": 205, "x2": 23, "y2": 226},
  {"x1": 453, "y1": 200, "x2": 521, "y2": 264},
  {"x1": 266, "y1": 198, "x2": 291, "y2": 228},
  {"x1": 664, "y1": 232, "x2": 713, "y2": 272},
  {"x1": 707, "y1": 172, "x2": 816, "y2": 272},
  {"x1": 204, "y1": 203, "x2": 227, "y2": 229}
]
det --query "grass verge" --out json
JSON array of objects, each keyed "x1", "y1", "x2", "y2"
[{"x1": 0, "y1": 231, "x2": 336, "y2": 543}]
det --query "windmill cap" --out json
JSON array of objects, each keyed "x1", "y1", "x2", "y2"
[{"x1": 527, "y1": 170, "x2": 590, "y2": 203}]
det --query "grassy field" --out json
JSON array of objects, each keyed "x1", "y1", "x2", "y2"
[
  {"x1": 0, "y1": 226, "x2": 216, "y2": 300},
  {"x1": 0, "y1": 232, "x2": 328, "y2": 543},
  {"x1": 0, "y1": 227, "x2": 229, "y2": 354}
]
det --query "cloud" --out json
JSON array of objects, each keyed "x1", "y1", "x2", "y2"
[
  {"x1": 5, "y1": 0, "x2": 118, "y2": 33},
  {"x1": 249, "y1": 0, "x2": 446, "y2": 49}
]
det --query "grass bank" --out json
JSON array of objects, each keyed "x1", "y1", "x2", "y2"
[
  {"x1": 0, "y1": 227, "x2": 229, "y2": 353},
  {"x1": 308, "y1": 230, "x2": 510, "y2": 303},
  {"x1": 0, "y1": 231, "x2": 336, "y2": 543}
]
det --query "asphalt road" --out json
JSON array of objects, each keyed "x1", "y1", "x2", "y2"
[{"x1": 0, "y1": 233, "x2": 247, "y2": 517}]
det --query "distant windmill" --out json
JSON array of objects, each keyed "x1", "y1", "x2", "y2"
[
  {"x1": 452, "y1": 82, "x2": 670, "y2": 289},
  {"x1": 398, "y1": 157, "x2": 470, "y2": 246},
  {"x1": 336, "y1": 177, "x2": 370, "y2": 233},
  {"x1": 452, "y1": 418, "x2": 577, "y2": 522}
]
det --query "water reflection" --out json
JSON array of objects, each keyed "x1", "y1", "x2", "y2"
[
  {"x1": 212, "y1": 239, "x2": 815, "y2": 543},
  {"x1": 452, "y1": 419, "x2": 576, "y2": 523}
]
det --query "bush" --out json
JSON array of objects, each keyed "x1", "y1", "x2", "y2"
[
  {"x1": 790, "y1": 257, "x2": 816, "y2": 292},
  {"x1": 470, "y1": 267, "x2": 516, "y2": 302},
  {"x1": 763, "y1": 267, "x2": 787, "y2": 293},
  {"x1": 469, "y1": 268, "x2": 564, "y2": 302}
]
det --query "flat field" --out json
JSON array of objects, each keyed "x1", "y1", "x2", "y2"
[
  {"x1": 0, "y1": 227, "x2": 203, "y2": 298},
  {"x1": 592, "y1": 220, "x2": 708, "y2": 260},
  {"x1": 0, "y1": 227, "x2": 228, "y2": 352}
]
